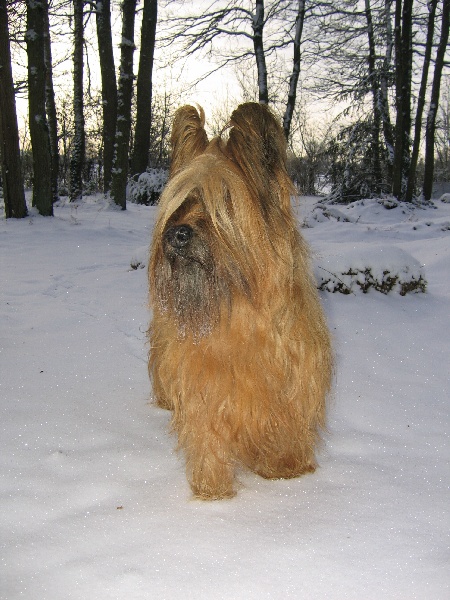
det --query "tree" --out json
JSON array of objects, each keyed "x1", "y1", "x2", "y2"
[
  {"x1": 95, "y1": 0, "x2": 117, "y2": 193},
  {"x1": 423, "y1": 0, "x2": 450, "y2": 201},
  {"x1": 131, "y1": 0, "x2": 157, "y2": 176},
  {"x1": 282, "y1": 0, "x2": 306, "y2": 139},
  {"x1": 405, "y1": 0, "x2": 437, "y2": 202},
  {"x1": 110, "y1": 0, "x2": 137, "y2": 209},
  {"x1": 160, "y1": 1, "x2": 302, "y2": 107},
  {"x1": 364, "y1": 0, "x2": 383, "y2": 190},
  {"x1": 70, "y1": 0, "x2": 85, "y2": 202},
  {"x1": 26, "y1": 0, "x2": 53, "y2": 216},
  {"x1": 308, "y1": 0, "x2": 394, "y2": 201},
  {"x1": 43, "y1": 0, "x2": 59, "y2": 204},
  {"x1": 379, "y1": 0, "x2": 395, "y2": 182},
  {"x1": 434, "y1": 83, "x2": 450, "y2": 181},
  {"x1": 253, "y1": 0, "x2": 269, "y2": 103},
  {"x1": 392, "y1": 0, "x2": 413, "y2": 200},
  {"x1": 0, "y1": 0, "x2": 27, "y2": 218}
]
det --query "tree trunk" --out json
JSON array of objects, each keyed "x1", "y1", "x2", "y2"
[
  {"x1": 364, "y1": 0, "x2": 382, "y2": 191},
  {"x1": 43, "y1": 0, "x2": 59, "y2": 204},
  {"x1": 282, "y1": 0, "x2": 306, "y2": 140},
  {"x1": 423, "y1": 0, "x2": 450, "y2": 201},
  {"x1": 0, "y1": 0, "x2": 27, "y2": 218},
  {"x1": 110, "y1": 0, "x2": 137, "y2": 210},
  {"x1": 26, "y1": 0, "x2": 53, "y2": 216},
  {"x1": 252, "y1": 0, "x2": 268, "y2": 104},
  {"x1": 379, "y1": 0, "x2": 394, "y2": 183},
  {"x1": 70, "y1": 0, "x2": 85, "y2": 202},
  {"x1": 405, "y1": 0, "x2": 437, "y2": 202},
  {"x1": 131, "y1": 0, "x2": 157, "y2": 175},
  {"x1": 392, "y1": 0, "x2": 413, "y2": 201},
  {"x1": 96, "y1": 0, "x2": 117, "y2": 193}
]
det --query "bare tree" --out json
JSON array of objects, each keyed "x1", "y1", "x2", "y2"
[
  {"x1": 253, "y1": 0, "x2": 269, "y2": 102},
  {"x1": 364, "y1": 0, "x2": 382, "y2": 188},
  {"x1": 70, "y1": 0, "x2": 85, "y2": 202},
  {"x1": 423, "y1": 0, "x2": 450, "y2": 201},
  {"x1": 379, "y1": 0, "x2": 395, "y2": 181},
  {"x1": 131, "y1": 0, "x2": 158, "y2": 175},
  {"x1": 405, "y1": 0, "x2": 438, "y2": 202},
  {"x1": 434, "y1": 82, "x2": 450, "y2": 180},
  {"x1": 95, "y1": 0, "x2": 117, "y2": 193},
  {"x1": 0, "y1": 0, "x2": 27, "y2": 218},
  {"x1": 160, "y1": 1, "x2": 301, "y2": 107},
  {"x1": 282, "y1": 0, "x2": 306, "y2": 139},
  {"x1": 392, "y1": 0, "x2": 413, "y2": 201},
  {"x1": 43, "y1": 0, "x2": 59, "y2": 204},
  {"x1": 26, "y1": 0, "x2": 53, "y2": 216},
  {"x1": 110, "y1": 0, "x2": 137, "y2": 209}
]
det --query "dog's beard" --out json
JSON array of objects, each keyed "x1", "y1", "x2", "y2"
[{"x1": 154, "y1": 221, "x2": 227, "y2": 339}]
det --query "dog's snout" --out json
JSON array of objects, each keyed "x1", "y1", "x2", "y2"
[{"x1": 165, "y1": 225, "x2": 193, "y2": 249}]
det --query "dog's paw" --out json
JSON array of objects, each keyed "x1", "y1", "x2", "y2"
[
  {"x1": 253, "y1": 457, "x2": 316, "y2": 480},
  {"x1": 191, "y1": 481, "x2": 237, "y2": 501}
]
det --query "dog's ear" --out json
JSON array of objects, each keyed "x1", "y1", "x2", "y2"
[
  {"x1": 170, "y1": 105, "x2": 209, "y2": 177},
  {"x1": 226, "y1": 103, "x2": 293, "y2": 208}
]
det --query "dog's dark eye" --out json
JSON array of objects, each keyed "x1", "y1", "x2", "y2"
[{"x1": 165, "y1": 225, "x2": 193, "y2": 249}]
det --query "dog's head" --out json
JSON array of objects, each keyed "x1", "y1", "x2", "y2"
[{"x1": 149, "y1": 103, "x2": 297, "y2": 337}]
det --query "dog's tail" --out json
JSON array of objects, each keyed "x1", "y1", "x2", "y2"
[{"x1": 170, "y1": 105, "x2": 209, "y2": 177}]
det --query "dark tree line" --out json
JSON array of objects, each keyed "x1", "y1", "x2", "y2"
[
  {"x1": 0, "y1": 0, "x2": 449, "y2": 218},
  {"x1": 0, "y1": 0, "x2": 158, "y2": 216}
]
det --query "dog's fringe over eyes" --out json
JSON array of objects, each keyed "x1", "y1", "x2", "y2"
[{"x1": 148, "y1": 102, "x2": 334, "y2": 500}]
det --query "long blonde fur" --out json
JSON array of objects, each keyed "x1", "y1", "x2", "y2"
[{"x1": 148, "y1": 103, "x2": 333, "y2": 500}]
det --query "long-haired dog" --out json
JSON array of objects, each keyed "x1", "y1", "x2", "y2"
[{"x1": 148, "y1": 103, "x2": 333, "y2": 500}]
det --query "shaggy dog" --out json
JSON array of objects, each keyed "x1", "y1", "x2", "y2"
[{"x1": 148, "y1": 103, "x2": 333, "y2": 499}]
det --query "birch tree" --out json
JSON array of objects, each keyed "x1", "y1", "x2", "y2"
[
  {"x1": 110, "y1": 0, "x2": 137, "y2": 209},
  {"x1": 282, "y1": 0, "x2": 306, "y2": 139},
  {"x1": 0, "y1": 0, "x2": 27, "y2": 218},
  {"x1": 160, "y1": 1, "x2": 301, "y2": 108}
]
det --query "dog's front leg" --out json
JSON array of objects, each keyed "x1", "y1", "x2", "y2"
[{"x1": 181, "y1": 420, "x2": 236, "y2": 500}]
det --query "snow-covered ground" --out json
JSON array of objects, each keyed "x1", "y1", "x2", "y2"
[{"x1": 1, "y1": 194, "x2": 449, "y2": 599}]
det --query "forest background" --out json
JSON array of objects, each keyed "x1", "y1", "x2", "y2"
[{"x1": 0, "y1": 0, "x2": 449, "y2": 219}]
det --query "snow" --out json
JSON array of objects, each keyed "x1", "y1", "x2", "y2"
[{"x1": 1, "y1": 194, "x2": 449, "y2": 599}]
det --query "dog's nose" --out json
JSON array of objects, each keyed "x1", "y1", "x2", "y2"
[{"x1": 165, "y1": 225, "x2": 193, "y2": 249}]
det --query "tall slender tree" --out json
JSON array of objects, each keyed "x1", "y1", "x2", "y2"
[
  {"x1": 131, "y1": 0, "x2": 157, "y2": 175},
  {"x1": 110, "y1": 0, "x2": 137, "y2": 209},
  {"x1": 392, "y1": 0, "x2": 413, "y2": 200},
  {"x1": 379, "y1": 0, "x2": 395, "y2": 183},
  {"x1": 405, "y1": 0, "x2": 438, "y2": 202},
  {"x1": 0, "y1": 0, "x2": 27, "y2": 218},
  {"x1": 43, "y1": 0, "x2": 59, "y2": 204},
  {"x1": 282, "y1": 0, "x2": 306, "y2": 140},
  {"x1": 253, "y1": 0, "x2": 268, "y2": 103},
  {"x1": 26, "y1": 0, "x2": 53, "y2": 216},
  {"x1": 423, "y1": 0, "x2": 450, "y2": 201},
  {"x1": 95, "y1": 0, "x2": 117, "y2": 193},
  {"x1": 364, "y1": 0, "x2": 382, "y2": 189},
  {"x1": 70, "y1": 0, "x2": 85, "y2": 202}
]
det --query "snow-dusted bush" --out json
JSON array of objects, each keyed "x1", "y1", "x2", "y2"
[
  {"x1": 129, "y1": 246, "x2": 148, "y2": 270},
  {"x1": 316, "y1": 247, "x2": 426, "y2": 295},
  {"x1": 127, "y1": 169, "x2": 168, "y2": 205}
]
